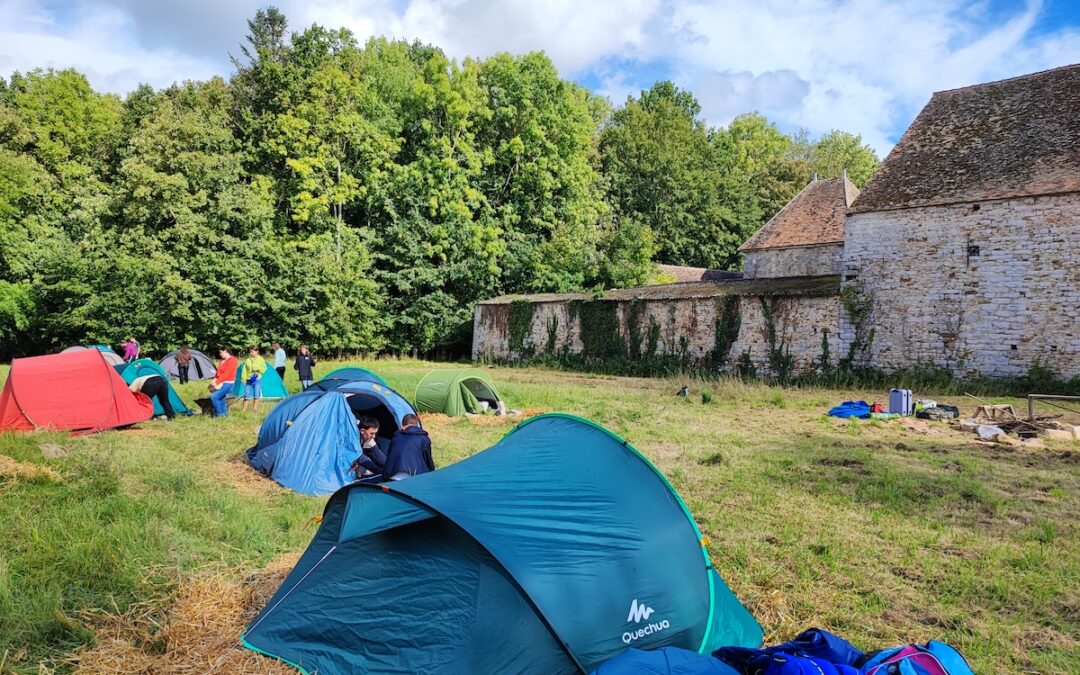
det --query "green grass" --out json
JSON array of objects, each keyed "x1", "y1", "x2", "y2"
[{"x1": 1, "y1": 360, "x2": 1078, "y2": 672}]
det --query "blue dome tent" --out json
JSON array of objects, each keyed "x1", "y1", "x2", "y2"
[
  {"x1": 246, "y1": 380, "x2": 419, "y2": 495},
  {"x1": 243, "y1": 414, "x2": 762, "y2": 673},
  {"x1": 308, "y1": 366, "x2": 387, "y2": 391}
]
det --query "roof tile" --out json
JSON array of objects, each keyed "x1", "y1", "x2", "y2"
[
  {"x1": 739, "y1": 177, "x2": 857, "y2": 251},
  {"x1": 851, "y1": 64, "x2": 1080, "y2": 213}
]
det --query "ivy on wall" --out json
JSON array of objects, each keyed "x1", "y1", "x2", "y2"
[
  {"x1": 572, "y1": 299, "x2": 622, "y2": 359},
  {"x1": 760, "y1": 295, "x2": 794, "y2": 380},
  {"x1": 508, "y1": 300, "x2": 536, "y2": 354},
  {"x1": 839, "y1": 285, "x2": 874, "y2": 371},
  {"x1": 712, "y1": 295, "x2": 741, "y2": 365}
]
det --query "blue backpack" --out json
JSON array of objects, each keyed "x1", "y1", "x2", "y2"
[{"x1": 860, "y1": 642, "x2": 973, "y2": 675}]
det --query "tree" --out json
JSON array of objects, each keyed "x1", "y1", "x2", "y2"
[
  {"x1": 600, "y1": 84, "x2": 751, "y2": 271},
  {"x1": 808, "y1": 130, "x2": 879, "y2": 188}
]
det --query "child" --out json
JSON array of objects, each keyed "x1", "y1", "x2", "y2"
[
  {"x1": 294, "y1": 345, "x2": 316, "y2": 390},
  {"x1": 241, "y1": 346, "x2": 267, "y2": 411}
]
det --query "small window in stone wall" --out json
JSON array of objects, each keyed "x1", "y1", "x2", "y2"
[{"x1": 967, "y1": 245, "x2": 980, "y2": 257}]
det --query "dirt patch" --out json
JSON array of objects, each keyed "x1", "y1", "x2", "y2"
[
  {"x1": 0, "y1": 455, "x2": 62, "y2": 482},
  {"x1": 41, "y1": 443, "x2": 68, "y2": 459},
  {"x1": 819, "y1": 457, "x2": 865, "y2": 468},
  {"x1": 897, "y1": 418, "x2": 947, "y2": 436},
  {"x1": 206, "y1": 460, "x2": 289, "y2": 498},
  {"x1": 72, "y1": 553, "x2": 301, "y2": 673}
]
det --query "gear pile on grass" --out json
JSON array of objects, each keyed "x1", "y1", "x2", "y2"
[{"x1": 72, "y1": 554, "x2": 300, "y2": 673}]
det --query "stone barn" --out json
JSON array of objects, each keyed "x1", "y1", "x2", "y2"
[
  {"x1": 739, "y1": 175, "x2": 859, "y2": 279},
  {"x1": 840, "y1": 64, "x2": 1080, "y2": 378}
]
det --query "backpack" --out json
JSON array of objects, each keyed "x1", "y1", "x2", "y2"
[{"x1": 861, "y1": 642, "x2": 973, "y2": 675}]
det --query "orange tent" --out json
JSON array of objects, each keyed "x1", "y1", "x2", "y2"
[{"x1": 0, "y1": 350, "x2": 154, "y2": 433}]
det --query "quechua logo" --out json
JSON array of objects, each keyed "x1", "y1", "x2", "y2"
[{"x1": 622, "y1": 599, "x2": 670, "y2": 644}]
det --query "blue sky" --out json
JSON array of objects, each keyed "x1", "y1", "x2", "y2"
[{"x1": 1, "y1": 0, "x2": 1077, "y2": 155}]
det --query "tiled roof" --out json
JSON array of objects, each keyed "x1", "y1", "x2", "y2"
[
  {"x1": 738, "y1": 176, "x2": 858, "y2": 251},
  {"x1": 478, "y1": 275, "x2": 839, "y2": 304},
  {"x1": 655, "y1": 264, "x2": 709, "y2": 282},
  {"x1": 851, "y1": 64, "x2": 1080, "y2": 213}
]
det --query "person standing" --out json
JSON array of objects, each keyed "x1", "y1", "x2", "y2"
[
  {"x1": 294, "y1": 345, "x2": 316, "y2": 390},
  {"x1": 241, "y1": 346, "x2": 267, "y2": 412},
  {"x1": 129, "y1": 374, "x2": 176, "y2": 420},
  {"x1": 175, "y1": 345, "x2": 193, "y2": 384},
  {"x1": 122, "y1": 337, "x2": 140, "y2": 363},
  {"x1": 210, "y1": 347, "x2": 238, "y2": 417},
  {"x1": 272, "y1": 342, "x2": 287, "y2": 383}
]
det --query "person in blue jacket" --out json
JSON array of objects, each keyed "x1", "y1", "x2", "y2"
[
  {"x1": 382, "y1": 413, "x2": 434, "y2": 481},
  {"x1": 351, "y1": 416, "x2": 389, "y2": 478}
]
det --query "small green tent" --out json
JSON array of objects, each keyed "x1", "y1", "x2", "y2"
[
  {"x1": 119, "y1": 358, "x2": 192, "y2": 416},
  {"x1": 414, "y1": 369, "x2": 502, "y2": 416}
]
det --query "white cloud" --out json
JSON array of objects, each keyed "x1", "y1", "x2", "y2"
[{"x1": 0, "y1": 0, "x2": 1076, "y2": 154}]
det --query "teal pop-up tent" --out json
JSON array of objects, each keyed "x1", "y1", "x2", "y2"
[
  {"x1": 243, "y1": 414, "x2": 762, "y2": 673},
  {"x1": 231, "y1": 365, "x2": 288, "y2": 399},
  {"x1": 119, "y1": 358, "x2": 192, "y2": 416}
]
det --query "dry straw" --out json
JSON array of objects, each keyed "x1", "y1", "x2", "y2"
[{"x1": 72, "y1": 554, "x2": 300, "y2": 673}]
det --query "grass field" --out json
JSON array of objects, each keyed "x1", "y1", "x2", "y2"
[{"x1": 1, "y1": 360, "x2": 1078, "y2": 673}]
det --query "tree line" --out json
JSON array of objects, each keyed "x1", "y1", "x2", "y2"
[{"x1": 0, "y1": 7, "x2": 878, "y2": 358}]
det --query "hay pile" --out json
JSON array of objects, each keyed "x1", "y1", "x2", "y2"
[
  {"x1": 0, "y1": 455, "x2": 62, "y2": 482},
  {"x1": 72, "y1": 554, "x2": 300, "y2": 673},
  {"x1": 206, "y1": 460, "x2": 289, "y2": 498}
]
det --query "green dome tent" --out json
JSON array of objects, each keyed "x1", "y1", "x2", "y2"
[
  {"x1": 242, "y1": 414, "x2": 761, "y2": 673},
  {"x1": 414, "y1": 368, "x2": 503, "y2": 416},
  {"x1": 119, "y1": 358, "x2": 192, "y2": 416}
]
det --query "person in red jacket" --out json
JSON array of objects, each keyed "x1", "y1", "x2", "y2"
[{"x1": 210, "y1": 347, "x2": 238, "y2": 417}]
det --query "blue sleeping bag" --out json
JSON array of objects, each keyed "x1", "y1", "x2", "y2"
[{"x1": 827, "y1": 401, "x2": 871, "y2": 418}]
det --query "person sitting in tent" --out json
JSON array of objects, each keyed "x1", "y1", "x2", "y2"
[
  {"x1": 294, "y1": 345, "x2": 316, "y2": 390},
  {"x1": 382, "y1": 414, "x2": 434, "y2": 481},
  {"x1": 129, "y1": 373, "x2": 176, "y2": 420},
  {"x1": 175, "y1": 345, "x2": 193, "y2": 384},
  {"x1": 350, "y1": 416, "x2": 389, "y2": 479},
  {"x1": 241, "y1": 346, "x2": 267, "y2": 412},
  {"x1": 210, "y1": 347, "x2": 238, "y2": 417}
]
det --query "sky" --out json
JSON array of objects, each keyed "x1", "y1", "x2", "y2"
[{"x1": 0, "y1": 0, "x2": 1077, "y2": 155}]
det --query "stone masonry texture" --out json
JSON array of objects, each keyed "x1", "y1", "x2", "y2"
[{"x1": 840, "y1": 193, "x2": 1080, "y2": 378}]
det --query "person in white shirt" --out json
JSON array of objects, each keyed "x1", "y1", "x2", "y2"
[{"x1": 272, "y1": 342, "x2": 287, "y2": 382}]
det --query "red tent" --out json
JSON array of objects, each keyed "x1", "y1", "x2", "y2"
[{"x1": 0, "y1": 350, "x2": 155, "y2": 433}]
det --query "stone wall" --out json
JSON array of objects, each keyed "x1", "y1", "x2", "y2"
[
  {"x1": 743, "y1": 244, "x2": 842, "y2": 279},
  {"x1": 840, "y1": 193, "x2": 1080, "y2": 377},
  {"x1": 473, "y1": 285, "x2": 840, "y2": 376}
]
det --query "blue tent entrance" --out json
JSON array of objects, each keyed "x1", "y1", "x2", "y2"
[
  {"x1": 308, "y1": 366, "x2": 387, "y2": 391},
  {"x1": 246, "y1": 380, "x2": 418, "y2": 495},
  {"x1": 231, "y1": 366, "x2": 288, "y2": 399},
  {"x1": 243, "y1": 414, "x2": 762, "y2": 673},
  {"x1": 119, "y1": 358, "x2": 192, "y2": 416}
]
